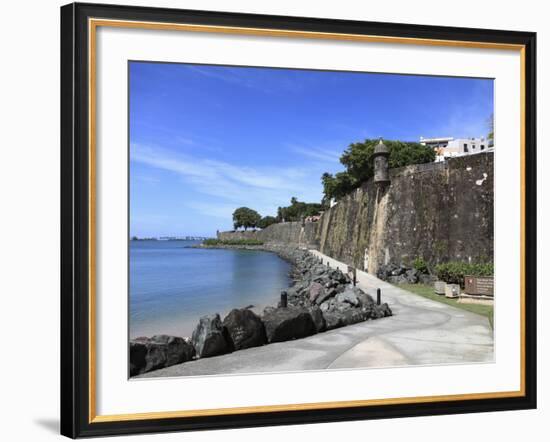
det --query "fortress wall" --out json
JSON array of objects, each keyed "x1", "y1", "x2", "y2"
[{"x1": 219, "y1": 152, "x2": 494, "y2": 273}]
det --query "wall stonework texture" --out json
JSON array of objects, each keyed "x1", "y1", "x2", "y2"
[{"x1": 219, "y1": 152, "x2": 493, "y2": 273}]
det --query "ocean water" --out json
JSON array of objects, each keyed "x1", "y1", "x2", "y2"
[{"x1": 129, "y1": 240, "x2": 291, "y2": 338}]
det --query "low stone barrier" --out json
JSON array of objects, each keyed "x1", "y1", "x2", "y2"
[
  {"x1": 377, "y1": 263, "x2": 436, "y2": 285},
  {"x1": 129, "y1": 247, "x2": 393, "y2": 376}
]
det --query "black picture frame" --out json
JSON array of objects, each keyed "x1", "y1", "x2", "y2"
[{"x1": 61, "y1": 2, "x2": 537, "y2": 438}]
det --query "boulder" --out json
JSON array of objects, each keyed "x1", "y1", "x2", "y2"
[
  {"x1": 150, "y1": 334, "x2": 195, "y2": 366},
  {"x1": 129, "y1": 340, "x2": 148, "y2": 376},
  {"x1": 308, "y1": 282, "x2": 325, "y2": 303},
  {"x1": 340, "y1": 309, "x2": 370, "y2": 325},
  {"x1": 262, "y1": 306, "x2": 317, "y2": 343},
  {"x1": 388, "y1": 274, "x2": 408, "y2": 285},
  {"x1": 391, "y1": 267, "x2": 403, "y2": 276},
  {"x1": 335, "y1": 289, "x2": 360, "y2": 307},
  {"x1": 191, "y1": 314, "x2": 232, "y2": 358},
  {"x1": 323, "y1": 312, "x2": 346, "y2": 331},
  {"x1": 319, "y1": 300, "x2": 332, "y2": 313},
  {"x1": 308, "y1": 305, "x2": 327, "y2": 333},
  {"x1": 353, "y1": 288, "x2": 376, "y2": 309},
  {"x1": 222, "y1": 308, "x2": 267, "y2": 350},
  {"x1": 315, "y1": 286, "x2": 338, "y2": 305},
  {"x1": 405, "y1": 268, "x2": 419, "y2": 283},
  {"x1": 372, "y1": 302, "x2": 393, "y2": 318},
  {"x1": 129, "y1": 337, "x2": 170, "y2": 376}
]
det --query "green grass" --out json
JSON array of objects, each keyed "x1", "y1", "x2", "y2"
[
  {"x1": 398, "y1": 283, "x2": 494, "y2": 329},
  {"x1": 202, "y1": 238, "x2": 264, "y2": 246}
]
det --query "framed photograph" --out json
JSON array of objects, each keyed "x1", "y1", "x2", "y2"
[{"x1": 60, "y1": 2, "x2": 537, "y2": 438}]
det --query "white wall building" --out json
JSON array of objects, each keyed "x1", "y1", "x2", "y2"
[{"x1": 420, "y1": 136, "x2": 493, "y2": 162}]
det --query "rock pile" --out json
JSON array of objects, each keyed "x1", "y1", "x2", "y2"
[
  {"x1": 377, "y1": 263, "x2": 435, "y2": 285},
  {"x1": 130, "y1": 335, "x2": 195, "y2": 376},
  {"x1": 130, "y1": 247, "x2": 392, "y2": 376}
]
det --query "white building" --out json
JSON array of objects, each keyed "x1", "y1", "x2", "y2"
[{"x1": 420, "y1": 136, "x2": 493, "y2": 162}]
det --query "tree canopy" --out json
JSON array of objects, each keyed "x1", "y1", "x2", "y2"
[
  {"x1": 232, "y1": 207, "x2": 261, "y2": 230},
  {"x1": 276, "y1": 197, "x2": 324, "y2": 222},
  {"x1": 322, "y1": 139, "x2": 435, "y2": 202},
  {"x1": 258, "y1": 215, "x2": 278, "y2": 229}
]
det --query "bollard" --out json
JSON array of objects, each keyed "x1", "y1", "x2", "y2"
[
  {"x1": 376, "y1": 288, "x2": 381, "y2": 305},
  {"x1": 280, "y1": 291, "x2": 288, "y2": 308}
]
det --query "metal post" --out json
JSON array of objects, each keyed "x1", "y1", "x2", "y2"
[
  {"x1": 353, "y1": 268, "x2": 357, "y2": 286},
  {"x1": 280, "y1": 291, "x2": 288, "y2": 308},
  {"x1": 376, "y1": 288, "x2": 381, "y2": 305}
]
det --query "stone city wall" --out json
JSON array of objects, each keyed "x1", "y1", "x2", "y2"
[{"x1": 219, "y1": 151, "x2": 494, "y2": 273}]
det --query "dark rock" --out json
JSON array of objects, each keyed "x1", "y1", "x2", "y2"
[
  {"x1": 262, "y1": 306, "x2": 317, "y2": 343},
  {"x1": 323, "y1": 312, "x2": 345, "y2": 330},
  {"x1": 388, "y1": 274, "x2": 408, "y2": 284},
  {"x1": 315, "y1": 286, "x2": 338, "y2": 305},
  {"x1": 129, "y1": 338, "x2": 167, "y2": 376},
  {"x1": 150, "y1": 334, "x2": 195, "y2": 366},
  {"x1": 353, "y1": 288, "x2": 376, "y2": 309},
  {"x1": 341, "y1": 309, "x2": 370, "y2": 325},
  {"x1": 379, "y1": 302, "x2": 393, "y2": 317},
  {"x1": 223, "y1": 308, "x2": 266, "y2": 350},
  {"x1": 308, "y1": 305, "x2": 327, "y2": 333},
  {"x1": 377, "y1": 264, "x2": 398, "y2": 281},
  {"x1": 372, "y1": 302, "x2": 393, "y2": 318},
  {"x1": 191, "y1": 314, "x2": 232, "y2": 358},
  {"x1": 129, "y1": 340, "x2": 147, "y2": 376},
  {"x1": 405, "y1": 268, "x2": 419, "y2": 283}
]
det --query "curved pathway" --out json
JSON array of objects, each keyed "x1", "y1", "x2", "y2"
[{"x1": 138, "y1": 250, "x2": 493, "y2": 378}]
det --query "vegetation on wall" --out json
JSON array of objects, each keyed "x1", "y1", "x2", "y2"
[
  {"x1": 321, "y1": 139, "x2": 435, "y2": 203},
  {"x1": 276, "y1": 197, "x2": 325, "y2": 222},
  {"x1": 258, "y1": 216, "x2": 278, "y2": 229}
]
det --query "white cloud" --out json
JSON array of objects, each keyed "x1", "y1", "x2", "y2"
[
  {"x1": 130, "y1": 143, "x2": 323, "y2": 216},
  {"x1": 289, "y1": 144, "x2": 341, "y2": 163}
]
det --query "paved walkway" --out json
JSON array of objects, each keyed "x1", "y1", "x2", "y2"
[{"x1": 138, "y1": 251, "x2": 493, "y2": 378}]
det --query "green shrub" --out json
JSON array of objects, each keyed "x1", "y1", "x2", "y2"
[
  {"x1": 412, "y1": 257, "x2": 428, "y2": 274},
  {"x1": 435, "y1": 261, "x2": 494, "y2": 287},
  {"x1": 202, "y1": 238, "x2": 264, "y2": 246}
]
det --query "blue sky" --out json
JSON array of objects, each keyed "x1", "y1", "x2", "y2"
[{"x1": 130, "y1": 62, "x2": 493, "y2": 237}]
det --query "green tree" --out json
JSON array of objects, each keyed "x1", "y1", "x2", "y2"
[
  {"x1": 258, "y1": 215, "x2": 277, "y2": 229},
  {"x1": 232, "y1": 207, "x2": 261, "y2": 230},
  {"x1": 275, "y1": 197, "x2": 323, "y2": 222},
  {"x1": 322, "y1": 139, "x2": 435, "y2": 201}
]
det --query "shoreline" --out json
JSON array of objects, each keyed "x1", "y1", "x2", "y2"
[{"x1": 130, "y1": 242, "x2": 392, "y2": 377}]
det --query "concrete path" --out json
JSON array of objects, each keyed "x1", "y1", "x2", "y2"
[{"x1": 138, "y1": 251, "x2": 493, "y2": 378}]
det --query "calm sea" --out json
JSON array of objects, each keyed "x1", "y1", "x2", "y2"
[{"x1": 129, "y1": 240, "x2": 291, "y2": 338}]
